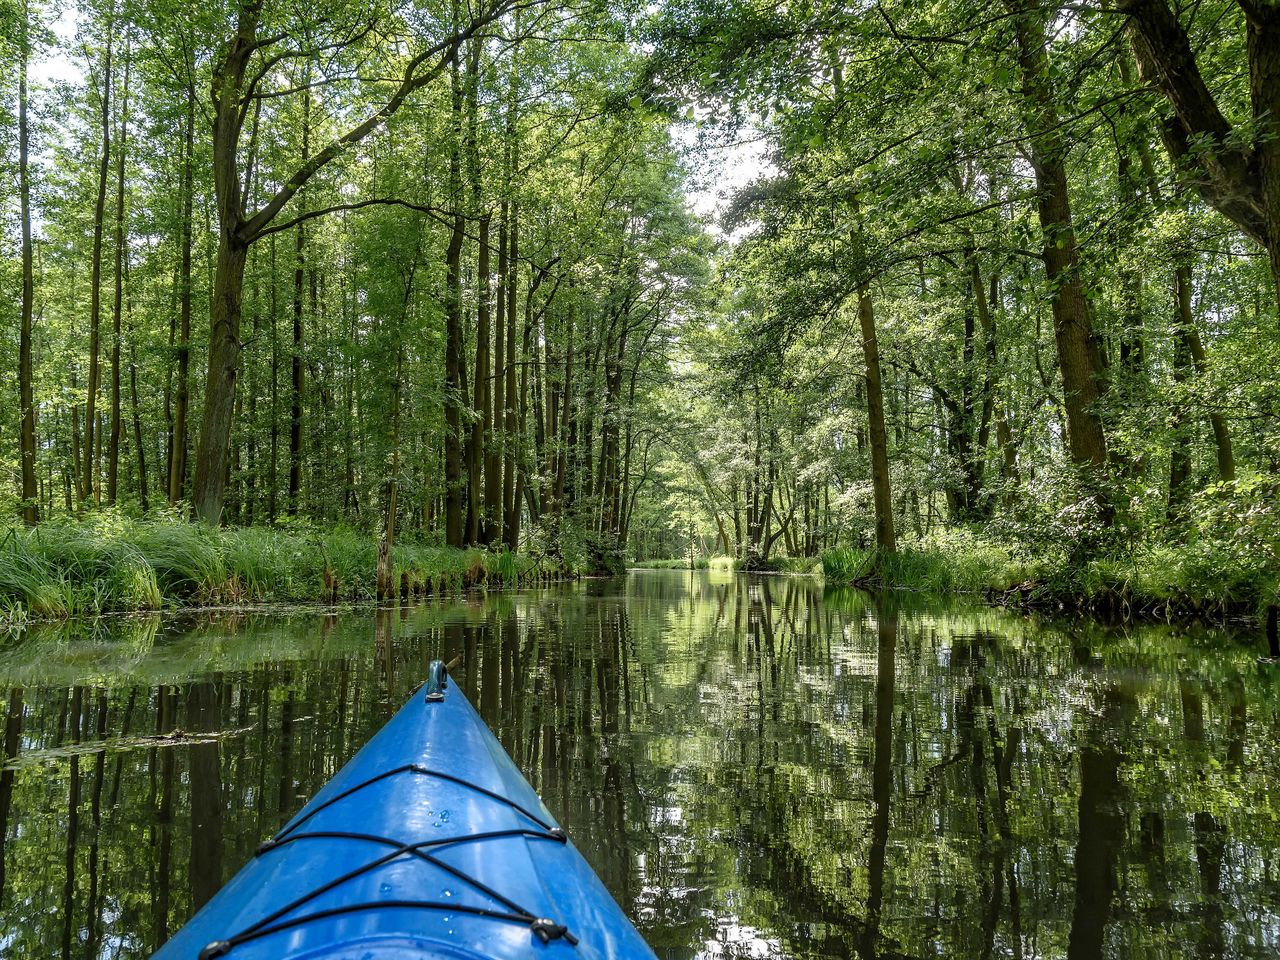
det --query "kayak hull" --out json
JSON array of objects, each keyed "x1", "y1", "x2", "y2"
[{"x1": 154, "y1": 665, "x2": 655, "y2": 960}]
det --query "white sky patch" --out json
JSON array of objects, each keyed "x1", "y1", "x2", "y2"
[
  {"x1": 30, "y1": 5, "x2": 82, "y2": 88},
  {"x1": 673, "y1": 112, "x2": 774, "y2": 237}
]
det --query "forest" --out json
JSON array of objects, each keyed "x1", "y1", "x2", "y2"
[{"x1": 2, "y1": 0, "x2": 1279, "y2": 619}]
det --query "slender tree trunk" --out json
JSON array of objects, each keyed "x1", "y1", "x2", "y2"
[
  {"x1": 268, "y1": 233, "x2": 279, "y2": 521},
  {"x1": 858, "y1": 283, "x2": 896, "y2": 553},
  {"x1": 169, "y1": 83, "x2": 194, "y2": 505},
  {"x1": 83, "y1": 19, "x2": 114, "y2": 504},
  {"x1": 380, "y1": 346, "x2": 403, "y2": 602},
  {"x1": 465, "y1": 37, "x2": 488, "y2": 545},
  {"x1": 71, "y1": 374, "x2": 83, "y2": 501},
  {"x1": 444, "y1": 38, "x2": 466, "y2": 547},
  {"x1": 1182, "y1": 299, "x2": 1235, "y2": 484},
  {"x1": 471, "y1": 213, "x2": 492, "y2": 544},
  {"x1": 18, "y1": 5, "x2": 37, "y2": 525},
  {"x1": 1008, "y1": 1, "x2": 1111, "y2": 505},
  {"x1": 503, "y1": 206, "x2": 520, "y2": 548},
  {"x1": 288, "y1": 89, "x2": 310, "y2": 516},
  {"x1": 1168, "y1": 267, "x2": 1193, "y2": 518},
  {"x1": 488, "y1": 207, "x2": 506, "y2": 540},
  {"x1": 130, "y1": 345, "x2": 148, "y2": 511},
  {"x1": 107, "y1": 44, "x2": 130, "y2": 504}
]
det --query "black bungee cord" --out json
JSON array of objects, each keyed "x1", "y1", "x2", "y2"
[{"x1": 198, "y1": 662, "x2": 578, "y2": 959}]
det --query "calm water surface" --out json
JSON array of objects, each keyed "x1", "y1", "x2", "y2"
[{"x1": 1, "y1": 571, "x2": 1277, "y2": 958}]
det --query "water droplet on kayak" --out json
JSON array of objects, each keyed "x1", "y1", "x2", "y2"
[
  {"x1": 439, "y1": 809, "x2": 450, "y2": 823},
  {"x1": 443, "y1": 888, "x2": 453, "y2": 898},
  {"x1": 380, "y1": 882, "x2": 392, "y2": 894}
]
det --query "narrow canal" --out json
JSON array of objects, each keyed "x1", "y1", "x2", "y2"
[{"x1": 1, "y1": 570, "x2": 1276, "y2": 958}]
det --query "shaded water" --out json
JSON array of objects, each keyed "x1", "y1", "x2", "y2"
[{"x1": 1, "y1": 571, "x2": 1277, "y2": 958}]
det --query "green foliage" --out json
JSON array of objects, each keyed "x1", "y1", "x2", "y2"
[
  {"x1": 822, "y1": 518, "x2": 1275, "y2": 621},
  {"x1": 0, "y1": 519, "x2": 572, "y2": 620}
]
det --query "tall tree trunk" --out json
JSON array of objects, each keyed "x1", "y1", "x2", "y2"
[
  {"x1": 444, "y1": 35, "x2": 466, "y2": 547},
  {"x1": 130, "y1": 342, "x2": 148, "y2": 511},
  {"x1": 191, "y1": 232, "x2": 250, "y2": 523},
  {"x1": 18, "y1": 3, "x2": 37, "y2": 525},
  {"x1": 71, "y1": 373, "x2": 83, "y2": 502},
  {"x1": 268, "y1": 233, "x2": 279, "y2": 521},
  {"x1": 169, "y1": 82, "x2": 195, "y2": 505},
  {"x1": 503, "y1": 206, "x2": 520, "y2": 549},
  {"x1": 288, "y1": 88, "x2": 310, "y2": 516},
  {"x1": 380, "y1": 346, "x2": 403, "y2": 601},
  {"x1": 1168, "y1": 266, "x2": 1194, "y2": 519},
  {"x1": 1008, "y1": 1, "x2": 1111, "y2": 512},
  {"x1": 83, "y1": 18, "x2": 114, "y2": 504},
  {"x1": 488, "y1": 207, "x2": 506, "y2": 541},
  {"x1": 1181, "y1": 292, "x2": 1236, "y2": 484},
  {"x1": 465, "y1": 36, "x2": 488, "y2": 545},
  {"x1": 189, "y1": 2, "x2": 484, "y2": 523},
  {"x1": 858, "y1": 283, "x2": 896, "y2": 553},
  {"x1": 107, "y1": 44, "x2": 130, "y2": 505},
  {"x1": 472, "y1": 213, "x2": 492, "y2": 544}
]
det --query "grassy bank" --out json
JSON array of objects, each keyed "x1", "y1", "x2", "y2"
[
  {"x1": 0, "y1": 517, "x2": 570, "y2": 622},
  {"x1": 821, "y1": 529, "x2": 1278, "y2": 622}
]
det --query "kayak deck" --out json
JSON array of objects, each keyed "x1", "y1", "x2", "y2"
[{"x1": 156, "y1": 662, "x2": 655, "y2": 960}]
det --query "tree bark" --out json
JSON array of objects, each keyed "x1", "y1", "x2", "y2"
[
  {"x1": 83, "y1": 18, "x2": 114, "y2": 504},
  {"x1": 858, "y1": 284, "x2": 897, "y2": 553},
  {"x1": 107, "y1": 44, "x2": 130, "y2": 505},
  {"x1": 487, "y1": 208, "x2": 505, "y2": 542},
  {"x1": 1008, "y1": 1, "x2": 1111, "y2": 503},
  {"x1": 288, "y1": 89, "x2": 310, "y2": 516},
  {"x1": 1168, "y1": 268, "x2": 1193, "y2": 519},
  {"x1": 444, "y1": 31, "x2": 467, "y2": 547},
  {"x1": 169, "y1": 81, "x2": 194, "y2": 505},
  {"x1": 18, "y1": 4, "x2": 37, "y2": 525},
  {"x1": 191, "y1": 231, "x2": 250, "y2": 523},
  {"x1": 503, "y1": 205, "x2": 520, "y2": 549}
]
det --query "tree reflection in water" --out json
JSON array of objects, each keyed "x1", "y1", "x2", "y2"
[{"x1": 0, "y1": 571, "x2": 1276, "y2": 958}]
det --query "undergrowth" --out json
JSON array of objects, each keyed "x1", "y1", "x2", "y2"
[
  {"x1": 821, "y1": 526, "x2": 1277, "y2": 621},
  {"x1": 0, "y1": 516, "x2": 568, "y2": 621}
]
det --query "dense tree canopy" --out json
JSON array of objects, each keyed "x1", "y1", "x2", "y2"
[{"x1": 2, "y1": 0, "x2": 1278, "y2": 582}]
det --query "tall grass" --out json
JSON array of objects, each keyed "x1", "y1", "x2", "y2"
[
  {"x1": 0, "y1": 518, "x2": 570, "y2": 621},
  {"x1": 821, "y1": 528, "x2": 1275, "y2": 620}
]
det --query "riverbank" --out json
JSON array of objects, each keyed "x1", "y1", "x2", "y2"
[
  {"x1": 634, "y1": 529, "x2": 1276, "y2": 625},
  {"x1": 821, "y1": 530, "x2": 1277, "y2": 624},
  {"x1": 0, "y1": 518, "x2": 571, "y2": 622}
]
